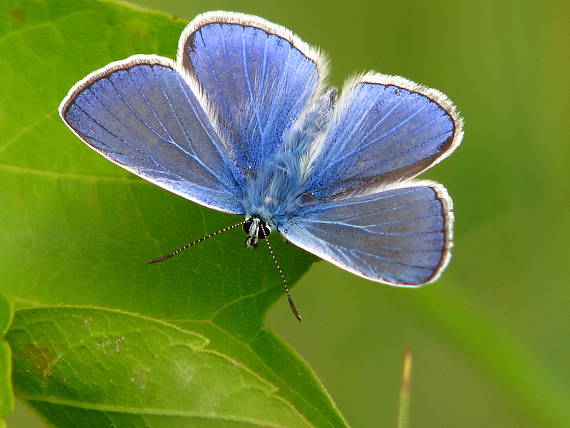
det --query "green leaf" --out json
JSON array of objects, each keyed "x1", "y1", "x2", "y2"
[
  {"x1": 0, "y1": 0, "x2": 346, "y2": 426},
  {"x1": 0, "y1": 293, "x2": 14, "y2": 426},
  {"x1": 8, "y1": 307, "x2": 319, "y2": 427}
]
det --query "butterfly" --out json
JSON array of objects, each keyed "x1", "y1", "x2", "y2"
[{"x1": 59, "y1": 11, "x2": 463, "y2": 321}]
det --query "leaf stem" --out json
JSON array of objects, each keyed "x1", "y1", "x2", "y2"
[{"x1": 397, "y1": 348, "x2": 412, "y2": 428}]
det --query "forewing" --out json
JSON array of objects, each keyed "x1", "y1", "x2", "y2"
[
  {"x1": 280, "y1": 182, "x2": 453, "y2": 286},
  {"x1": 178, "y1": 11, "x2": 328, "y2": 171},
  {"x1": 305, "y1": 73, "x2": 463, "y2": 199},
  {"x1": 59, "y1": 55, "x2": 244, "y2": 214}
]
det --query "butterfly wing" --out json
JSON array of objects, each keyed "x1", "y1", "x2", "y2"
[
  {"x1": 280, "y1": 182, "x2": 453, "y2": 286},
  {"x1": 59, "y1": 55, "x2": 243, "y2": 214},
  {"x1": 304, "y1": 73, "x2": 463, "y2": 198},
  {"x1": 178, "y1": 11, "x2": 328, "y2": 172},
  {"x1": 285, "y1": 74, "x2": 462, "y2": 284}
]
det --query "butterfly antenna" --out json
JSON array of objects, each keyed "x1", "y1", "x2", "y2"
[
  {"x1": 147, "y1": 220, "x2": 246, "y2": 264},
  {"x1": 263, "y1": 232, "x2": 302, "y2": 322}
]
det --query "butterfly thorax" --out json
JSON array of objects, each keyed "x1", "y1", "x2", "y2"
[
  {"x1": 241, "y1": 145, "x2": 306, "y2": 233},
  {"x1": 240, "y1": 88, "x2": 337, "y2": 233}
]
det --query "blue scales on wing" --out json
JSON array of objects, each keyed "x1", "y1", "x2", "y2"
[
  {"x1": 60, "y1": 56, "x2": 244, "y2": 214},
  {"x1": 280, "y1": 184, "x2": 452, "y2": 286},
  {"x1": 179, "y1": 12, "x2": 327, "y2": 172},
  {"x1": 284, "y1": 73, "x2": 463, "y2": 285},
  {"x1": 305, "y1": 74, "x2": 462, "y2": 199}
]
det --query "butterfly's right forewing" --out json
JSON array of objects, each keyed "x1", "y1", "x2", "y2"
[{"x1": 305, "y1": 73, "x2": 463, "y2": 199}]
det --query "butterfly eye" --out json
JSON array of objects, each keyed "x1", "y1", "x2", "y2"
[{"x1": 243, "y1": 218, "x2": 253, "y2": 234}]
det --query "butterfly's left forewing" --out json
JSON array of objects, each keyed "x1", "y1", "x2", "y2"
[
  {"x1": 281, "y1": 183, "x2": 453, "y2": 286},
  {"x1": 59, "y1": 55, "x2": 244, "y2": 214}
]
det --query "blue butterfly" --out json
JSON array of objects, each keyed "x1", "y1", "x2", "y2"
[{"x1": 59, "y1": 11, "x2": 463, "y2": 320}]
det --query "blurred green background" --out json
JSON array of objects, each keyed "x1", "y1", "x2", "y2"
[{"x1": 7, "y1": 0, "x2": 568, "y2": 427}]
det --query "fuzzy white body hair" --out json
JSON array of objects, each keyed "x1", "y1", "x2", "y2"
[{"x1": 241, "y1": 89, "x2": 336, "y2": 226}]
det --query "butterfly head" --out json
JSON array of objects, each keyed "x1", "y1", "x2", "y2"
[{"x1": 243, "y1": 215, "x2": 273, "y2": 249}]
